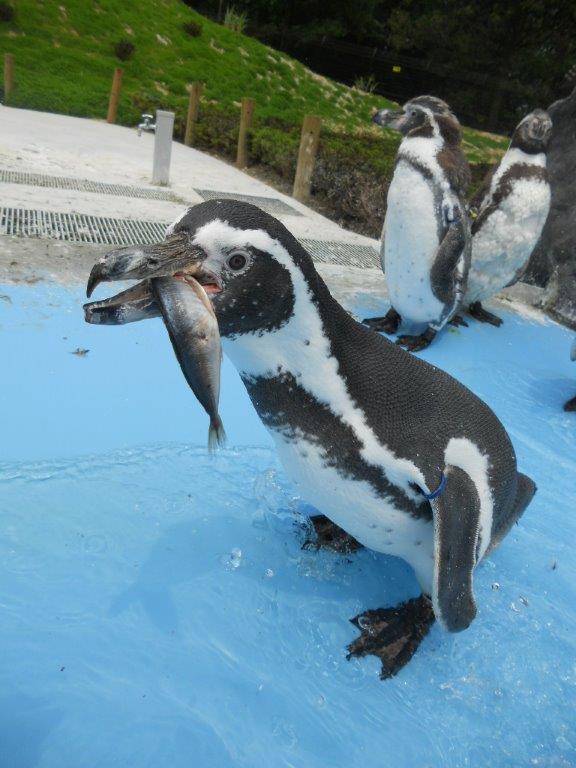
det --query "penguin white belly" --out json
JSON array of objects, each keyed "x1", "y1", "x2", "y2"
[
  {"x1": 384, "y1": 161, "x2": 445, "y2": 324},
  {"x1": 466, "y1": 178, "x2": 551, "y2": 304},
  {"x1": 273, "y1": 433, "x2": 434, "y2": 592}
]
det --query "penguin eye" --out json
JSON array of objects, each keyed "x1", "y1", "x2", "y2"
[
  {"x1": 410, "y1": 109, "x2": 418, "y2": 117},
  {"x1": 226, "y1": 249, "x2": 250, "y2": 273}
]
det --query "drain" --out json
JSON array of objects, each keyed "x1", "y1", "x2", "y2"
[
  {"x1": 0, "y1": 206, "x2": 379, "y2": 269},
  {"x1": 0, "y1": 207, "x2": 167, "y2": 245},
  {"x1": 195, "y1": 189, "x2": 302, "y2": 217},
  {"x1": 300, "y1": 239, "x2": 379, "y2": 269},
  {"x1": 0, "y1": 168, "x2": 182, "y2": 203}
]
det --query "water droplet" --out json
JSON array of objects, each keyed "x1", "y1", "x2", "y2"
[
  {"x1": 225, "y1": 548, "x2": 242, "y2": 570},
  {"x1": 264, "y1": 568, "x2": 274, "y2": 578}
]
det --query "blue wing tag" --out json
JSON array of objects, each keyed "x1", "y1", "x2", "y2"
[{"x1": 424, "y1": 473, "x2": 447, "y2": 501}]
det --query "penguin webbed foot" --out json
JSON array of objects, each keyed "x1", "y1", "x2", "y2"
[
  {"x1": 468, "y1": 301, "x2": 503, "y2": 327},
  {"x1": 347, "y1": 595, "x2": 435, "y2": 679},
  {"x1": 564, "y1": 395, "x2": 576, "y2": 412},
  {"x1": 302, "y1": 514, "x2": 363, "y2": 554},
  {"x1": 396, "y1": 327, "x2": 436, "y2": 352},
  {"x1": 449, "y1": 314, "x2": 468, "y2": 328},
  {"x1": 362, "y1": 308, "x2": 401, "y2": 335}
]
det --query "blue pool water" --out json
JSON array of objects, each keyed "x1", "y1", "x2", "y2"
[{"x1": 1, "y1": 284, "x2": 575, "y2": 768}]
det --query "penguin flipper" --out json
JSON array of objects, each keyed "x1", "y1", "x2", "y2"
[
  {"x1": 430, "y1": 205, "x2": 471, "y2": 332},
  {"x1": 430, "y1": 465, "x2": 481, "y2": 633}
]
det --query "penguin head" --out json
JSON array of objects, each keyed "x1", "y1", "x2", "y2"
[
  {"x1": 84, "y1": 200, "x2": 322, "y2": 338},
  {"x1": 511, "y1": 109, "x2": 553, "y2": 155},
  {"x1": 373, "y1": 94, "x2": 459, "y2": 138}
]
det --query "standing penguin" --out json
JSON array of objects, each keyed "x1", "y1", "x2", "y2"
[
  {"x1": 364, "y1": 95, "x2": 471, "y2": 351},
  {"x1": 84, "y1": 200, "x2": 536, "y2": 679},
  {"x1": 462, "y1": 109, "x2": 552, "y2": 326}
]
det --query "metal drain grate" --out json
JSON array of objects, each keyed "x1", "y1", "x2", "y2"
[
  {"x1": 0, "y1": 168, "x2": 182, "y2": 202},
  {"x1": 0, "y1": 206, "x2": 380, "y2": 269},
  {"x1": 195, "y1": 189, "x2": 302, "y2": 217},
  {"x1": 0, "y1": 207, "x2": 167, "y2": 245},
  {"x1": 301, "y1": 239, "x2": 379, "y2": 269}
]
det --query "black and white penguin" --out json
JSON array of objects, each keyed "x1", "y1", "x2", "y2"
[
  {"x1": 84, "y1": 200, "x2": 536, "y2": 679},
  {"x1": 463, "y1": 109, "x2": 552, "y2": 326},
  {"x1": 364, "y1": 95, "x2": 471, "y2": 351}
]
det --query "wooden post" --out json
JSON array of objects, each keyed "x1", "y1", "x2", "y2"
[
  {"x1": 236, "y1": 97, "x2": 255, "y2": 169},
  {"x1": 292, "y1": 115, "x2": 322, "y2": 202},
  {"x1": 107, "y1": 68, "x2": 123, "y2": 124},
  {"x1": 4, "y1": 53, "x2": 13, "y2": 102},
  {"x1": 184, "y1": 82, "x2": 204, "y2": 147}
]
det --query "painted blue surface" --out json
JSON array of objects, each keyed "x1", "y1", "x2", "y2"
[{"x1": 1, "y1": 284, "x2": 575, "y2": 768}]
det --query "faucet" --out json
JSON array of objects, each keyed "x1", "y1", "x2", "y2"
[{"x1": 137, "y1": 114, "x2": 156, "y2": 137}]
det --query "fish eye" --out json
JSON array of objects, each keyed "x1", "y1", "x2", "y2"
[{"x1": 226, "y1": 249, "x2": 250, "y2": 273}]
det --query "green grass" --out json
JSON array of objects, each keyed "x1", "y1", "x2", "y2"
[
  {"x1": 0, "y1": 0, "x2": 508, "y2": 157},
  {"x1": 0, "y1": 0, "x2": 394, "y2": 131}
]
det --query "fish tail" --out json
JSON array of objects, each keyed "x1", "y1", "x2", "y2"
[{"x1": 208, "y1": 415, "x2": 226, "y2": 453}]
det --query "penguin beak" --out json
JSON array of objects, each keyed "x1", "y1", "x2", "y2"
[
  {"x1": 85, "y1": 232, "x2": 208, "y2": 298},
  {"x1": 84, "y1": 234, "x2": 221, "y2": 325},
  {"x1": 372, "y1": 108, "x2": 407, "y2": 131}
]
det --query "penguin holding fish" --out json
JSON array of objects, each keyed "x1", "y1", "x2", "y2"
[{"x1": 84, "y1": 200, "x2": 535, "y2": 679}]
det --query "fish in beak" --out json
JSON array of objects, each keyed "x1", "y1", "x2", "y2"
[
  {"x1": 83, "y1": 280, "x2": 160, "y2": 325},
  {"x1": 153, "y1": 276, "x2": 225, "y2": 451},
  {"x1": 84, "y1": 235, "x2": 226, "y2": 450}
]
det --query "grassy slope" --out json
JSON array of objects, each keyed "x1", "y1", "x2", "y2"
[{"x1": 0, "y1": 0, "x2": 508, "y2": 164}]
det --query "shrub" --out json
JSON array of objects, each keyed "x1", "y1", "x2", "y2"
[
  {"x1": 113, "y1": 39, "x2": 135, "y2": 61},
  {"x1": 0, "y1": 2, "x2": 14, "y2": 22},
  {"x1": 183, "y1": 20, "x2": 202, "y2": 37},
  {"x1": 223, "y1": 6, "x2": 247, "y2": 34},
  {"x1": 353, "y1": 74, "x2": 378, "y2": 94}
]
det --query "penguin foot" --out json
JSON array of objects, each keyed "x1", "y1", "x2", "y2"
[
  {"x1": 362, "y1": 308, "x2": 401, "y2": 335},
  {"x1": 449, "y1": 314, "x2": 468, "y2": 328},
  {"x1": 564, "y1": 395, "x2": 576, "y2": 412},
  {"x1": 303, "y1": 514, "x2": 363, "y2": 554},
  {"x1": 347, "y1": 595, "x2": 435, "y2": 679},
  {"x1": 396, "y1": 328, "x2": 436, "y2": 352},
  {"x1": 468, "y1": 301, "x2": 503, "y2": 327}
]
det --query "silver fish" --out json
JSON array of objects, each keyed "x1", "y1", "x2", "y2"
[
  {"x1": 152, "y1": 275, "x2": 226, "y2": 451},
  {"x1": 83, "y1": 280, "x2": 160, "y2": 325}
]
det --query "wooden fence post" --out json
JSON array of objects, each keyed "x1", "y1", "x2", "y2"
[
  {"x1": 236, "y1": 97, "x2": 255, "y2": 169},
  {"x1": 184, "y1": 82, "x2": 204, "y2": 147},
  {"x1": 293, "y1": 115, "x2": 322, "y2": 202},
  {"x1": 4, "y1": 53, "x2": 13, "y2": 102},
  {"x1": 107, "y1": 68, "x2": 123, "y2": 124}
]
